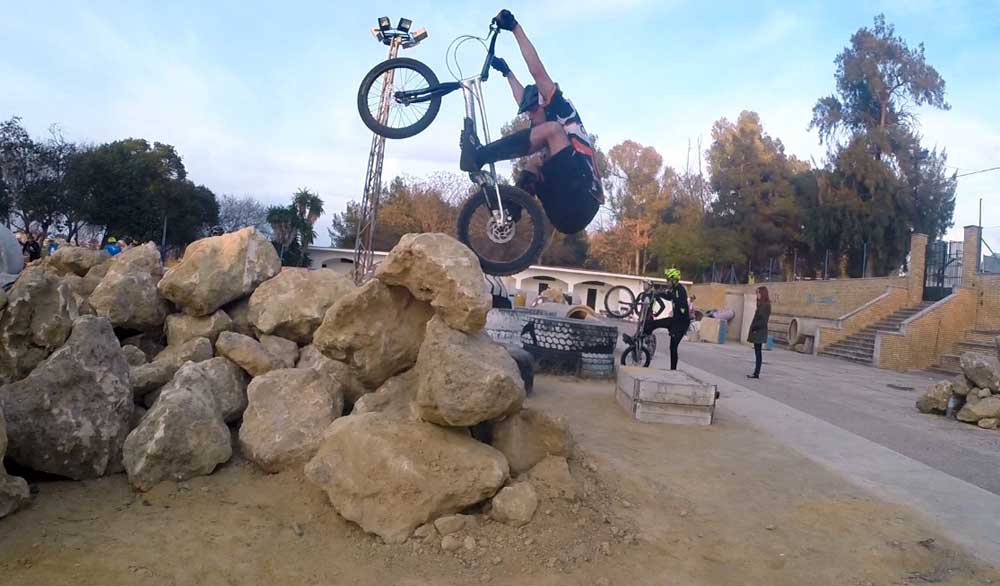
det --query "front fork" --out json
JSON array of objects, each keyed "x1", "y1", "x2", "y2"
[{"x1": 461, "y1": 78, "x2": 505, "y2": 223}]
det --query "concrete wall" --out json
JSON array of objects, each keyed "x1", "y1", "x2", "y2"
[{"x1": 876, "y1": 288, "x2": 978, "y2": 371}]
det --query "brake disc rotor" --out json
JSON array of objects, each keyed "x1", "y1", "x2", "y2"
[{"x1": 487, "y1": 216, "x2": 516, "y2": 244}]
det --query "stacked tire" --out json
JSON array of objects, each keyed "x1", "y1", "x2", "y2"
[
  {"x1": 520, "y1": 316, "x2": 617, "y2": 379},
  {"x1": 579, "y1": 352, "x2": 615, "y2": 379}
]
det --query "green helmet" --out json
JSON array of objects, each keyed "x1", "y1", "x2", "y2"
[{"x1": 664, "y1": 268, "x2": 681, "y2": 281}]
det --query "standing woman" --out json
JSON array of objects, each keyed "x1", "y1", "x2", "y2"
[{"x1": 747, "y1": 286, "x2": 771, "y2": 379}]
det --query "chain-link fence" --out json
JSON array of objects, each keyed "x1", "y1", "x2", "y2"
[
  {"x1": 699, "y1": 246, "x2": 898, "y2": 285},
  {"x1": 981, "y1": 226, "x2": 1000, "y2": 274}
]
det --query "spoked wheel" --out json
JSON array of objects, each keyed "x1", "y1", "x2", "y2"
[
  {"x1": 604, "y1": 285, "x2": 636, "y2": 318},
  {"x1": 357, "y1": 57, "x2": 441, "y2": 139},
  {"x1": 457, "y1": 185, "x2": 547, "y2": 276},
  {"x1": 620, "y1": 345, "x2": 652, "y2": 367}
]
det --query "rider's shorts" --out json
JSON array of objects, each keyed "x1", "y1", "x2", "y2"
[{"x1": 536, "y1": 147, "x2": 601, "y2": 234}]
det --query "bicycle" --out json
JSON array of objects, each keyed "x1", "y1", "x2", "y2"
[
  {"x1": 605, "y1": 281, "x2": 667, "y2": 367},
  {"x1": 357, "y1": 19, "x2": 546, "y2": 276}
]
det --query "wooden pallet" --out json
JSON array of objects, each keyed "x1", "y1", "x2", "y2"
[{"x1": 615, "y1": 367, "x2": 717, "y2": 425}]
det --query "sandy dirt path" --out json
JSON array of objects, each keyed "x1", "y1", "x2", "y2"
[{"x1": 0, "y1": 374, "x2": 996, "y2": 586}]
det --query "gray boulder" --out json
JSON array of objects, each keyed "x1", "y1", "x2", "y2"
[
  {"x1": 89, "y1": 244, "x2": 169, "y2": 331},
  {"x1": 313, "y1": 280, "x2": 433, "y2": 388},
  {"x1": 374, "y1": 233, "x2": 491, "y2": 333},
  {"x1": 413, "y1": 316, "x2": 525, "y2": 427},
  {"x1": 222, "y1": 297, "x2": 254, "y2": 337},
  {"x1": 130, "y1": 337, "x2": 214, "y2": 397},
  {"x1": 916, "y1": 380, "x2": 955, "y2": 414},
  {"x1": 239, "y1": 368, "x2": 343, "y2": 473},
  {"x1": 957, "y1": 396, "x2": 1000, "y2": 423},
  {"x1": 121, "y1": 345, "x2": 148, "y2": 367},
  {"x1": 297, "y1": 345, "x2": 368, "y2": 404},
  {"x1": 305, "y1": 413, "x2": 508, "y2": 543},
  {"x1": 0, "y1": 316, "x2": 131, "y2": 479},
  {"x1": 165, "y1": 310, "x2": 233, "y2": 346},
  {"x1": 0, "y1": 405, "x2": 30, "y2": 519},
  {"x1": 490, "y1": 482, "x2": 538, "y2": 527},
  {"x1": 352, "y1": 369, "x2": 417, "y2": 420},
  {"x1": 123, "y1": 362, "x2": 232, "y2": 491},
  {"x1": 45, "y1": 246, "x2": 110, "y2": 277},
  {"x1": 491, "y1": 408, "x2": 574, "y2": 474},
  {"x1": 158, "y1": 227, "x2": 280, "y2": 316},
  {"x1": 259, "y1": 335, "x2": 299, "y2": 369},
  {"x1": 248, "y1": 268, "x2": 355, "y2": 344},
  {"x1": 215, "y1": 331, "x2": 279, "y2": 377},
  {"x1": 960, "y1": 353, "x2": 1000, "y2": 391},
  {"x1": 0, "y1": 266, "x2": 79, "y2": 384}
]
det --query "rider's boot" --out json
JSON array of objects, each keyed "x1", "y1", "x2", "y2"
[{"x1": 460, "y1": 126, "x2": 532, "y2": 173}]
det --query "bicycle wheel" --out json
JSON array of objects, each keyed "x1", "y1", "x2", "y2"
[
  {"x1": 457, "y1": 185, "x2": 547, "y2": 276},
  {"x1": 358, "y1": 58, "x2": 441, "y2": 139},
  {"x1": 604, "y1": 285, "x2": 636, "y2": 318},
  {"x1": 620, "y1": 345, "x2": 651, "y2": 367}
]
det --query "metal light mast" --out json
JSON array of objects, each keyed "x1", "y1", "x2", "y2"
[{"x1": 353, "y1": 17, "x2": 427, "y2": 284}]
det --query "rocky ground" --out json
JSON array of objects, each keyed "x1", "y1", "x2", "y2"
[{"x1": 1, "y1": 375, "x2": 997, "y2": 586}]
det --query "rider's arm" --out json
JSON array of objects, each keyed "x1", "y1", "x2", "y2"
[
  {"x1": 506, "y1": 71, "x2": 525, "y2": 105},
  {"x1": 512, "y1": 24, "x2": 556, "y2": 100}
]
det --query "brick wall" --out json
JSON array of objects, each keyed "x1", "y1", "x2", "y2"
[
  {"x1": 908, "y1": 233, "x2": 928, "y2": 305},
  {"x1": 815, "y1": 286, "x2": 909, "y2": 350},
  {"x1": 876, "y1": 288, "x2": 978, "y2": 371},
  {"x1": 692, "y1": 278, "x2": 907, "y2": 319},
  {"x1": 688, "y1": 283, "x2": 729, "y2": 313},
  {"x1": 973, "y1": 273, "x2": 1000, "y2": 331}
]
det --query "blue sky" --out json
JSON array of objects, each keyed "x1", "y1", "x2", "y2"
[{"x1": 2, "y1": 0, "x2": 998, "y2": 245}]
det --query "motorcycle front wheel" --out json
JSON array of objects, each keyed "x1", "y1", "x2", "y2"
[{"x1": 457, "y1": 185, "x2": 547, "y2": 277}]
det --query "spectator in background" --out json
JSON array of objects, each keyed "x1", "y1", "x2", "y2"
[
  {"x1": 104, "y1": 236, "x2": 122, "y2": 256},
  {"x1": 22, "y1": 233, "x2": 41, "y2": 262},
  {"x1": 746, "y1": 286, "x2": 771, "y2": 379}
]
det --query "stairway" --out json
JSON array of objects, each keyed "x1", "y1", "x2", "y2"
[
  {"x1": 930, "y1": 329, "x2": 1000, "y2": 374},
  {"x1": 818, "y1": 302, "x2": 935, "y2": 365}
]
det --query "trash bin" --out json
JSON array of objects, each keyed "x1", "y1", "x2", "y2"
[{"x1": 765, "y1": 335, "x2": 775, "y2": 351}]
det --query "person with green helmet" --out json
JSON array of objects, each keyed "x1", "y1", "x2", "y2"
[{"x1": 643, "y1": 267, "x2": 691, "y2": 370}]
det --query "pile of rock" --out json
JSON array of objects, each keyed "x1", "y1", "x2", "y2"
[
  {"x1": 0, "y1": 229, "x2": 558, "y2": 542},
  {"x1": 916, "y1": 346, "x2": 1000, "y2": 429}
]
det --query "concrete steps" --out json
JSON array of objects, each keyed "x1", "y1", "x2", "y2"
[
  {"x1": 931, "y1": 330, "x2": 999, "y2": 375},
  {"x1": 818, "y1": 302, "x2": 934, "y2": 365}
]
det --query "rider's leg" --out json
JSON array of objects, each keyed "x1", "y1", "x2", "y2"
[
  {"x1": 644, "y1": 317, "x2": 672, "y2": 336},
  {"x1": 669, "y1": 334, "x2": 682, "y2": 370},
  {"x1": 461, "y1": 122, "x2": 569, "y2": 172}
]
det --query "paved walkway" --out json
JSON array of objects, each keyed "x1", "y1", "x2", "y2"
[{"x1": 648, "y1": 337, "x2": 1000, "y2": 564}]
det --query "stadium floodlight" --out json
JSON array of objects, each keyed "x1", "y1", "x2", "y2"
[
  {"x1": 410, "y1": 27, "x2": 428, "y2": 43},
  {"x1": 378, "y1": 16, "x2": 391, "y2": 33},
  {"x1": 397, "y1": 18, "x2": 412, "y2": 33}
]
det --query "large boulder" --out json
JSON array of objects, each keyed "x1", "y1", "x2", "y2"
[
  {"x1": 215, "y1": 331, "x2": 279, "y2": 377},
  {"x1": 297, "y1": 345, "x2": 368, "y2": 404},
  {"x1": 0, "y1": 316, "x2": 131, "y2": 479},
  {"x1": 45, "y1": 246, "x2": 110, "y2": 277},
  {"x1": 165, "y1": 310, "x2": 233, "y2": 346},
  {"x1": 957, "y1": 396, "x2": 1000, "y2": 423},
  {"x1": 183, "y1": 357, "x2": 249, "y2": 422},
  {"x1": 0, "y1": 266, "x2": 79, "y2": 384},
  {"x1": 121, "y1": 331, "x2": 165, "y2": 363},
  {"x1": 916, "y1": 380, "x2": 955, "y2": 415},
  {"x1": 413, "y1": 316, "x2": 525, "y2": 427},
  {"x1": 122, "y1": 362, "x2": 232, "y2": 491},
  {"x1": 526, "y1": 455, "x2": 578, "y2": 501},
  {"x1": 961, "y1": 353, "x2": 1000, "y2": 391},
  {"x1": 89, "y1": 244, "x2": 169, "y2": 331},
  {"x1": 130, "y1": 337, "x2": 214, "y2": 397},
  {"x1": 374, "y1": 233, "x2": 490, "y2": 333},
  {"x1": 352, "y1": 369, "x2": 417, "y2": 420},
  {"x1": 239, "y1": 368, "x2": 343, "y2": 473},
  {"x1": 491, "y1": 409, "x2": 573, "y2": 474},
  {"x1": 80, "y1": 261, "x2": 111, "y2": 297},
  {"x1": 158, "y1": 227, "x2": 280, "y2": 316},
  {"x1": 0, "y1": 406, "x2": 30, "y2": 519},
  {"x1": 248, "y1": 269, "x2": 355, "y2": 344},
  {"x1": 313, "y1": 280, "x2": 433, "y2": 388},
  {"x1": 952, "y1": 375, "x2": 973, "y2": 397},
  {"x1": 259, "y1": 335, "x2": 298, "y2": 369},
  {"x1": 121, "y1": 345, "x2": 148, "y2": 367},
  {"x1": 305, "y1": 413, "x2": 509, "y2": 543}
]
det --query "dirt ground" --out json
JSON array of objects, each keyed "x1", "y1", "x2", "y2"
[{"x1": 1, "y1": 375, "x2": 997, "y2": 586}]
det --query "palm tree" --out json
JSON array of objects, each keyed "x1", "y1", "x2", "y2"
[
  {"x1": 292, "y1": 188, "x2": 324, "y2": 247},
  {"x1": 266, "y1": 204, "x2": 297, "y2": 262}
]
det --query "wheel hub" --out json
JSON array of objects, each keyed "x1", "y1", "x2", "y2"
[{"x1": 487, "y1": 216, "x2": 516, "y2": 244}]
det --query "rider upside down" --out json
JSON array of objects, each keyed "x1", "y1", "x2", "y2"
[{"x1": 461, "y1": 9, "x2": 603, "y2": 235}]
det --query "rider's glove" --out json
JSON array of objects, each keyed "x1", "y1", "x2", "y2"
[
  {"x1": 494, "y1": 9, "x2": 518, "y2": 31},
  {"x1": 491, "y1": 56, "x2": 511, "y2": 77}
]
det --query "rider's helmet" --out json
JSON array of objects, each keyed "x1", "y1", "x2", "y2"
[
  {"x1": 664, "y1": 268, "x2": 681, "y2": 281},
  {"x1": 106, "y1": 236, "x2": 117, "y2": 243},
  {"x1": 518, "y1": 84, "x2": 541, "y2": 114}
]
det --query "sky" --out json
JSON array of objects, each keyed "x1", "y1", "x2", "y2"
[{"x1": 2, "y1": 0, "x2": 998, "y2": 246}]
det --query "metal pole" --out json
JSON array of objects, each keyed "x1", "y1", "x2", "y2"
[
  {"x1": 862, "y1": 241, "x2": 868, "y2": 278},
  {"x1": 823, "y1": 250, "x2": 829, "y2": 280},
  {"x1": 160, "y1": 214, "x2": 168, "y2": 261},
  {"x1": 792, "y1": 249, "x2": 797, "y2": 281}
]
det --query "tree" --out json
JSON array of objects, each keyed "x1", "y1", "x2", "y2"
[
  {"x1": 707, "y1": 111, "x2": 805, "y2": 270},
  {"x1": 269, "y1": 189, "x2": 326, "y2": 266},
  {"x1": 329, "y1": 201, "x2": 361, "y2": 249},
  {"x1": 540, "y1": 231, "x2": 589, "y2": 267},
  {"x1": 217, "y1": 194, "x2": 271, "y2": 236},
  {"x1": 809, "y1": 14, "x2": 955, "y2": 274}
]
